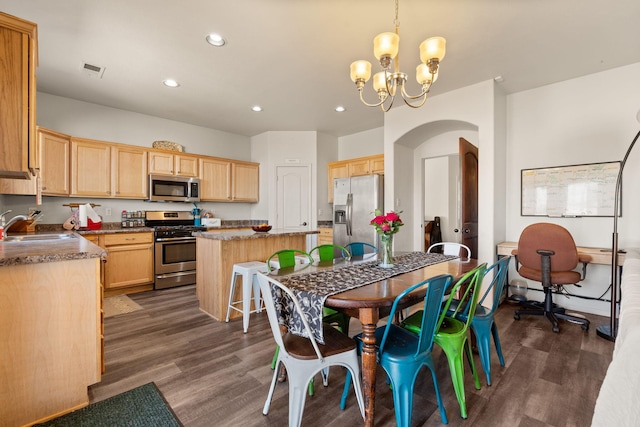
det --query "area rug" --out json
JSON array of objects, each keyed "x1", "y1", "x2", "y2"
[
  {"x1": 103, "y1": 295, "x2": 143, "y2": 318},
  {"x1": 34, "y1": 382, "x2": 182, "y2": 427}
]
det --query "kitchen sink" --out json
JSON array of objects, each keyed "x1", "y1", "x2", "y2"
[{"x1": 2, "y1": 233, "x2": 76, "y2": 242}]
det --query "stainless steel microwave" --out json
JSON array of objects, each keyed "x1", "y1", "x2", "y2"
[{"x1": 148, "y1": 174, "x2": 200, "y2": 202}]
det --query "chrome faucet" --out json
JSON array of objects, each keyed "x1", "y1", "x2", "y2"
[
  {"x1": 0, "y1": 210, "x2": 11, "y2": 225},
  {"x1": 2, "y1": 214, "x2": 28, "y2": 237}
]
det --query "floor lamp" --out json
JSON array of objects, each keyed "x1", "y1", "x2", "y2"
[{"x1": 596, "y1": 128, "x2": 640, "y2": 342}]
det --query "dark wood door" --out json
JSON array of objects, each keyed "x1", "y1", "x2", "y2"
[{"x1": 460, "y1": 138, "x2": 478, "y2": 257}]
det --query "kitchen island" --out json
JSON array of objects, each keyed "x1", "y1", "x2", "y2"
[
  {"x1": 194, "y1": 229, "x2": 319, "y2": 321},
  {"x1": 0, "y1": 232, "x2": 106, "y2": 426}
]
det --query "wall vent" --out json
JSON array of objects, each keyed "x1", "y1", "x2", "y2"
[{"x1": 81, "y1": 62, "x2": 106, "y2": 78}]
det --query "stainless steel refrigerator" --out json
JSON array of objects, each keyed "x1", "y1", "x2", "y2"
[{"x1": 333, "y1": 174, "x2": 384, "y2": 250}]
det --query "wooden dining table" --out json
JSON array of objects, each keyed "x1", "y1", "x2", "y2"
[{"x1": 272, "y1": 254, "x2": 478, "y2": 426}]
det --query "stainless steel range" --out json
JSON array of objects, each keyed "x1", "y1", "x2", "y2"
[{"x1": 145, "y1": 211, "x2": 206, "y2": 290}]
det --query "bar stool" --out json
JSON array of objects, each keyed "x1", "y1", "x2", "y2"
[{"x1": 226, "y1": 261, "x2": 269, "y2": 333}]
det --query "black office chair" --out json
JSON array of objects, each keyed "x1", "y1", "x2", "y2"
[{"x1": 513, "y1": 223, "x2": 589, "y2": 333}]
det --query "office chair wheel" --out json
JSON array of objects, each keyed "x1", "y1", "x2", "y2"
[
  {"x1": 581, "y1": 324, "x2": 589, "y2": 331},
  {"x1": 514, "y1": 313, "x2": 521, "y2": 320},
  {"x1": 552, "y1": 325, "x2": 559, "y2": 333}
]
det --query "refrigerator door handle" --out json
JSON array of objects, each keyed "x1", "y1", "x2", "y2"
[{"x1": 346, "y1": 193, "x2": 353, "y2": 236}]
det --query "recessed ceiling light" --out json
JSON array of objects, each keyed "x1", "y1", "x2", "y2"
[
  {"x1": 494, "y1": 76, "x2": 504, "y2": 83},
  {"x1": 206, "y1": 33, "x2": 226, "y2": 47},
  {"x1": 335, "y1": 106, "x2": 346, "y2": 112},
  {"x1": 251, "y1": 105, "x2": 263, "y2": 112},
  {"x1": 163, "y1": 79, "x2": 180, "y2": 88}
]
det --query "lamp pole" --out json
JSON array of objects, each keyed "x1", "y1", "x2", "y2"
[{"x1": 596, "y1": 129, "x2": 640, "y2": 342}]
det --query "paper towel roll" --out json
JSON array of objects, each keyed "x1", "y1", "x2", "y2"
[{"x1": 79, "y1": 204, "x2": 88, "y2": 227}]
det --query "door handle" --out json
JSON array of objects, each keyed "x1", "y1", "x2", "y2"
[
  {"x1": 453, "y1": 228, "x2": 459, "y2": 233},
  {"x1": 464, "y1": 229, "x2": 470, "y2": 233}
]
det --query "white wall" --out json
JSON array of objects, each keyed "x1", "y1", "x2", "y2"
[
  {"x1": 505, "y1": 62, "x2": 640, "y2": 315},
  {"x1": 316, "y1": 133, "x2": 339, "y2": 221},
  {"x1": 338, "y1": 127, "x2": 383, "y2": 159}
]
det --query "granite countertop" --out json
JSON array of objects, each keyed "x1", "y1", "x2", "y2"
[
  {"x1": 0, "y1": 232, "x2": 107, "y2": 267},
  {"x1": 194, "y1": 229, "x2": 320, "y2": 241},
  {"x1": 76, "y1": 227, "x2": 154, "y2": 235}
]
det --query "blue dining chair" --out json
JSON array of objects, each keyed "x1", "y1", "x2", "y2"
[
  {"x1": 344, "y1": 241, "x2": 378, "y2": 258},
  {"x1": 340, "y1": 274, "x2": 454, "y2": 426},
  {"x1": 445, "y1": 256, "x2": 511, "y2": 385}
]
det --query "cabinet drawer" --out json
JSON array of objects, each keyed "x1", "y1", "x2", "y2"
[
  {"x1": 318, "y1": 227, "x2": 333, "y2": 245},
  {"x1": 103, "y1": 232, "x2": 153, "y2": 246}
]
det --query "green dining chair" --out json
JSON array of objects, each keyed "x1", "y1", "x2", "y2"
[
  {"x1": 401, "y1": 263, "x2": 487, "y2": 419},
  {"x1": 444, "y1": 256, "x2": 510, "y2": 385},
  {"x1": 266, "y1": 249, "x2": 313, "y2": 274}
]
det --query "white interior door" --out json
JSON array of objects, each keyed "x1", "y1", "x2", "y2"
[{"x1": 276, "y1": 165, "x2": 311, "y2": 230}]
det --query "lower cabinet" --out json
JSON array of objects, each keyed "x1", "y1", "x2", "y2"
[
  {"x1": 94, "y1": 232, "x2": 154, "y2": 297},
  {"x1": 318, "y1": 227, "x2": 333, "y2": 245}
]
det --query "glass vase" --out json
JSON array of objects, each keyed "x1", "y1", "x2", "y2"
[{"x1": 379, "y1": 233, "x2": 394, "y2": 268}]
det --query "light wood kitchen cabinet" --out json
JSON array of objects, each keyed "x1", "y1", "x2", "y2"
[
  {"x1": 70, "y1": 138, "x2": 112, "y2": 197},
  {"x1": 40, "y1": 127, "x2": 71, "y2": 196},
  {"x1": 0, "y1": 12, "x2": 37, "y2": 179},
  {"x1": 112, "y1": 145, "x2": 148, "y2": 198},
  {"x1": 149, "y1": 151, "x2": 199, "y2": 177},
  {"x1": 318, "y1": 227, "x2": 333, "y2": 245},
  {"x1": 98, "y1": 232, "x2": 154, "y2": 297},
  {"x1": 71, "y1": 138, "x2": 148, "y2": 199},
  {"x1": 327, "y1": 154, "x2": 384, "y2": 202},
  {"x1": 231, "y1": 161, "x2": 259, "y2": 202},
  {"x1": 200, "y1": 157, "x2": 259, "y2": 202},
  {"x1": 0, "y1": 257, "x2": 101, "y2": 426}
]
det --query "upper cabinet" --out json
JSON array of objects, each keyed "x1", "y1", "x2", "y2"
[
  {"x1": 40, "y1": 127, "x2": 70, "y2": 196},
  {"x1": 70, "y1": 138, "x2": 112, "y2": 197},
  {"x1": 112, "y1": 145, "x2": 147, "y2": 199},
  {"x1": 0, "y1": 12, "x2": 37, "y2": 179},
  {"x1": 149, "y1": 151, "x2": 199, "y2": 177},
  {"x1": 327, "y1": 154, "x2": 384, "y2": 202},
  {"x1": 200, "y1": 157, "x2": 259, "y2": 202}
]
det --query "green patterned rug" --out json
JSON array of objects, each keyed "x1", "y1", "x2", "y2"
[{"x1": 34, "y1": 383, "x2": 182, "y2": 427}]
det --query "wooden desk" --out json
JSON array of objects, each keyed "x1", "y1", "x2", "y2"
[
  {"x1": 325, "y1": 259, "x2": 478, "y2": 427},
  {"x1": 496, "y1": 241, "x2": 626, "y2": 265}
]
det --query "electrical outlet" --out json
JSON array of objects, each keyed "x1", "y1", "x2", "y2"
[{"x1": 105, "y1": 208, "x2": 112, "y2": 216}]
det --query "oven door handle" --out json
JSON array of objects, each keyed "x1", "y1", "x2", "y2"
[
  {"x1": 155, "y1": 237, "x2": 196, "y2": 242},
  {"x1": 156, "y1": 271, "x2": 195, "y2": 279}
]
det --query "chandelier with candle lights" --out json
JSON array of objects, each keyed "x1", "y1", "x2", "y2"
[{"x1": 350, "y1": 0, "x2": 446, "y2": 111}]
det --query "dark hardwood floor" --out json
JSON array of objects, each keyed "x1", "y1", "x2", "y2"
[{"x1": 90, "y1": 285, "x2": 614, "y2": 427}]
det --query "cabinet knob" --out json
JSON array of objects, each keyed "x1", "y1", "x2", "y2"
[{"x1": 42, "y1": 186, "x2": 47, "y2": 190}]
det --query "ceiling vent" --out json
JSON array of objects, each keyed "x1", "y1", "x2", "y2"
[{"x1": 81, "y1": 62, "x2": 106, "y2": 78}]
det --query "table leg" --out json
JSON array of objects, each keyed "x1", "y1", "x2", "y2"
[{"x1": 359, "y1": 309, "x2": 379, "y2": 427}]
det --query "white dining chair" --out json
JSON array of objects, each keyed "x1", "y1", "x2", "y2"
[{"x1": 428, "y1": 242, "x2": 471, "y2": 262}]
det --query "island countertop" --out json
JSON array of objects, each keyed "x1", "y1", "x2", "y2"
[
  {"x1": 0, "y1": 232, "x2": 106, "y2": 267},
  {"x1": 194, "y1": 229, "x2": 319, "y2": 241}
]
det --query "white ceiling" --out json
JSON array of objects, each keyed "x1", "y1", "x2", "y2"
[{"x1": 2, "y1": 0, "x2": 639, "y2": 138}]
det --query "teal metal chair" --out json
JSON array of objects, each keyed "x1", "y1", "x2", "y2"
[
  {"x1": 344, "y1": 241, "x2": 378, "y2": 257},
  {"x1": 340, "y1": 274, "x2": 454, "y2": 426},
  {"x1": 444, "y1": 256, "x2": 510, "y2": 385},
  {"x1": 309, "y1": 244, "x2": 352, "y2": 335},
  {"x1": 401, "y1": 263, "x2": 487, "y2": 419}
]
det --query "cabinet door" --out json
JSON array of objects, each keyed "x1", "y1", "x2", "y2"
[
  {"x1": 370, "y1": 154, "x2": 384, "y2": 175},
  {"x1": 0, "y1": 14, "x2": 37, "y2": 179},
  {"x1": 40, "y1": 128, "x2": 70, "y2": 196},
  {"x1": 103, "y1": 232, "x2": 154, "y2": 290},
  {"x1": 232, "y1": 161, "x2": 259, "y2": 202},
  {"x1": 199, "y1": 157, "x2": 231, "y2": 201},
  {"x1": 70, "y1": 138, "x2": 111, "y2": 197},
  {"x1": 327, "y1": 161, "x2": 349, "y2": 203},
  {"x1": 175, "y1": 154, "x2": 199, "y2": 177},
  {"x1": 348, "y1": 159, "x2": 370, "y2": 176},
  {"x1": 148, "y1": 151, "x2": 174, "y2": 175},
  {"x1": 112, "y1": 146, "x2": 147, "y2": 198}
]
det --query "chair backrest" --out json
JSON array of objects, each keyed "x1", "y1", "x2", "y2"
[
  {"x1": 345, "y1": 242, "x2": 378, "y2": 257},
  {"x1": 378, "y1": 274, "x2": 453, "y2": 356},
  {"x1": 470, "y1": 256, "x2": 511, "y2": 317},
  {"x1": 439, "y1": 263, "x2": 487, "y2": 331},
  {"x1": 517, "y1": 223, "x2": 579, "y2": 272},
  {"x1": 309, "y1": 244, "x2": 351, "y2": 261},
  {"x1": 256, "y1": 272, "x2": 324, "y2": 360},
  {"x1": 428, "y1": 242, "x2": 471, "y2": 261},
  {"x1": 266, "y1": 249, "x2": 313, "y2": 273}
]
